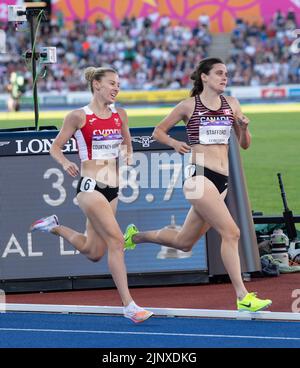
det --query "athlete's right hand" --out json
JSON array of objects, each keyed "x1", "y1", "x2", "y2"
[
  {"x1": 62, "y1": 160, "x2": 80, "y2": 177},
  {"x1": 172, "y1": 140, "x2": 191, "y2": 154}
]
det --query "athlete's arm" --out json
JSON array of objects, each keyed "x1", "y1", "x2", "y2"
[
  {"x1": 153, "y1": 100, "x2": 191, "y2": 154},
  {"x1": 50, "y1": 110, "x2": 83, "y2": 177},
  {"x1": 226, "y1": 96, "x2": 251, "y2": 149},
  {"x1": 118, "y1": 107, "x2": 133, "y2": 165}
]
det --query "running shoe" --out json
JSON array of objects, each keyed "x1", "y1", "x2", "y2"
[
  {"x1": 237, "y1": 292, "x2": 272, "y2": 312},
  {"x1": 124, "y1": 224, "x2": 138, "y2": 250},
  {"x1": 30, "y1": 215, "x2": 59, "y2": 233},
  {"x1": 124, "y1": 303, "x2": 153, "y2": 323}
]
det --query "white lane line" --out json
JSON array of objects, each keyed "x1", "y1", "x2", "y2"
[
  {"x1": 5, "y1": 303, "x2": 300, "y2": 321},
  {"x1": 0, "y1": 328, "x2": 300, "y2": 341}
]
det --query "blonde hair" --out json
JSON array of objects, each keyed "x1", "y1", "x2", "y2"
[{"x1": 84, "y1": 66, "x2": 117, "y2": 93}]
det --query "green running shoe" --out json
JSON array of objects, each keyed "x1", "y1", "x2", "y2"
[
  {"x1": 237, "y1": 292, "x2": 272, "y2": 312},
  {"x1": 124, "y1": 224, "x2": 139, "y2": 250}
]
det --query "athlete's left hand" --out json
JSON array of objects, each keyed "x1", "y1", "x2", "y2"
[
  {"x1": 236, "y1": 115, "x2": 249, "y2": 130},
  {"x1": 120, "y1": 145, "x2": 133, "y2": 165},
  {"x1": 126, "y1": 153, "x2": 134, "y2": 166}
]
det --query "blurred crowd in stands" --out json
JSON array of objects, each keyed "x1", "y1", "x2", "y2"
[
  {"x1": 0, "y1": 8, "x2": 299, "y2": 95},
  {"x1": 228, "y1": 9, "x2": 299, "y2": 86}
]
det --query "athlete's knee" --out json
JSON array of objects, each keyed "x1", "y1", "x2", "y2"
[
  {"x1": 181, "y1": 243, "x2": 194, "y2": 252},
  {"x1": 232, "y1": 226, "x2": 240, "y2": 241},
  {"x1": 221, "y1": 226, "x2": 240, "y2": 243},
  {"x1": 106, "y1": 234, "x2": 125, "y2": 252},
  {"x1": 87, "y1": 247, "x2": 106, "y2": 262},
  {"x1": 87, "y1": 253, "x2": 103, "y2": 262},
  {"x1": 83, "y1": 243, "x2": 106, "y2": 262}
]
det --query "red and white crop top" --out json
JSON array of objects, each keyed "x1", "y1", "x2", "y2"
[
  {"x1": 186, "y1": 95, "x2": 235, "y2": 145},
  {"x1": 74, "y1": 105, "x2": 123, "y2": 161}
]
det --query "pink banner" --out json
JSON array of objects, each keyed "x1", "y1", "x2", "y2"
[
  {"x1": 260, "y1": 0, "x2": 300, "y2": 24},
  {"x1": 52, "y1": 0, "x2": 300, "y2": 32},
  {"x1": 2, "y1": 1, "x2": 300, "y2": 32}
]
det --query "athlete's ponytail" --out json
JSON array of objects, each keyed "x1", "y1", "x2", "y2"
[
  {"x1": 84, "y1": 66, "x2": 117, "y2": 93},
  {"x1": 190, "y1": 57, "x2": 224, "y2": 97}
]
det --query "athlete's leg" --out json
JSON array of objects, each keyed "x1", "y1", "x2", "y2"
[
  {"x1": 131, "y1": 189, "x2": 226, "y2": 252},
  {"x1": 76, "y1": 191, "x2": 132, "y2": 306},
  {"x1": 132, "y1": 206, "x2": 210, "y2": 251},
  {"x1": 51, "y1": 222, "x2": 95, "y2": 258},
  {"x1": 51, "y1": 197, "x2": 118, "y2": 262},
  {"x1": 31, "y1": 196, "x2": 152, "y2": 318},
  {"x1": 131, "y1": 176, "x2": 218, "y2": 250},
  {"x1": 186, "y1": 177, "x2": 247, "y2": 299},
  {"x1": 185, "y1": 179, "x2": 271, "y2": 309}
]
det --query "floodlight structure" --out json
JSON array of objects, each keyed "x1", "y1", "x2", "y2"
[{"x1": 8, "y1": 2, "x2": 57, "y2": 130}]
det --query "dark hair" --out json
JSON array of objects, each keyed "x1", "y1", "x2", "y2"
[
  {"x1": 190, "y1": 57, "x2": 224, "y2": 96},
  {"x1": 84, "y1": 66, "x2": 117, "y2": 93}
]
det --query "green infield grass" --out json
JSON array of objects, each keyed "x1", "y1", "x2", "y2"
[{"x1": 0, "y1": 105, "x2": 299, "y2": 215}]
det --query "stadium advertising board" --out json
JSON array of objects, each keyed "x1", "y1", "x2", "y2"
[
  {"x1": 288, "y1": 87, "x2": 300, "y2": 97},
  {"x1": 0, "y1": 127, "x2": 207, "y2": 284}
]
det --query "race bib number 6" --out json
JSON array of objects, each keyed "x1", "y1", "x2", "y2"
[{"x1": 80, "y1": 177, "x2": 96, "y2": 192}]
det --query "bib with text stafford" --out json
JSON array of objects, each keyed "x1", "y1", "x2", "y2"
[{"x1": 199, "y1": 116, "x2": 232, "y2": 145}]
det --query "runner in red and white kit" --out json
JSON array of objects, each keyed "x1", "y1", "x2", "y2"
[{"x1": 30, "y1": 67, "x2": 153, "y2": 323}]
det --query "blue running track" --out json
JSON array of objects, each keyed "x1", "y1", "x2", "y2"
[{"x1": 0, "y1": 312, "x2": 300, "y2": 348}]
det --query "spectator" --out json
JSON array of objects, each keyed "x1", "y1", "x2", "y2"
[
  {"x1": 6, "y1": 71, "x2": 26, "y2": 112},
  {"x1": 1, "y1": 11, "x2": 299, "y2": 94},
  {"x1": 227, "y1": 10, "x2": 300, "y2": 86},
  {"x1": 198, "y1": 13, "x2": 210, "y2": 28}
]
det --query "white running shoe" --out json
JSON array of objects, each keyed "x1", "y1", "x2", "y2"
[
  {"x1": 30, "y1": 215, "x2": 59, "y2": 233},
  {"x1": 123, "y1": 301, "x2": 153, "y2": 323}
]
